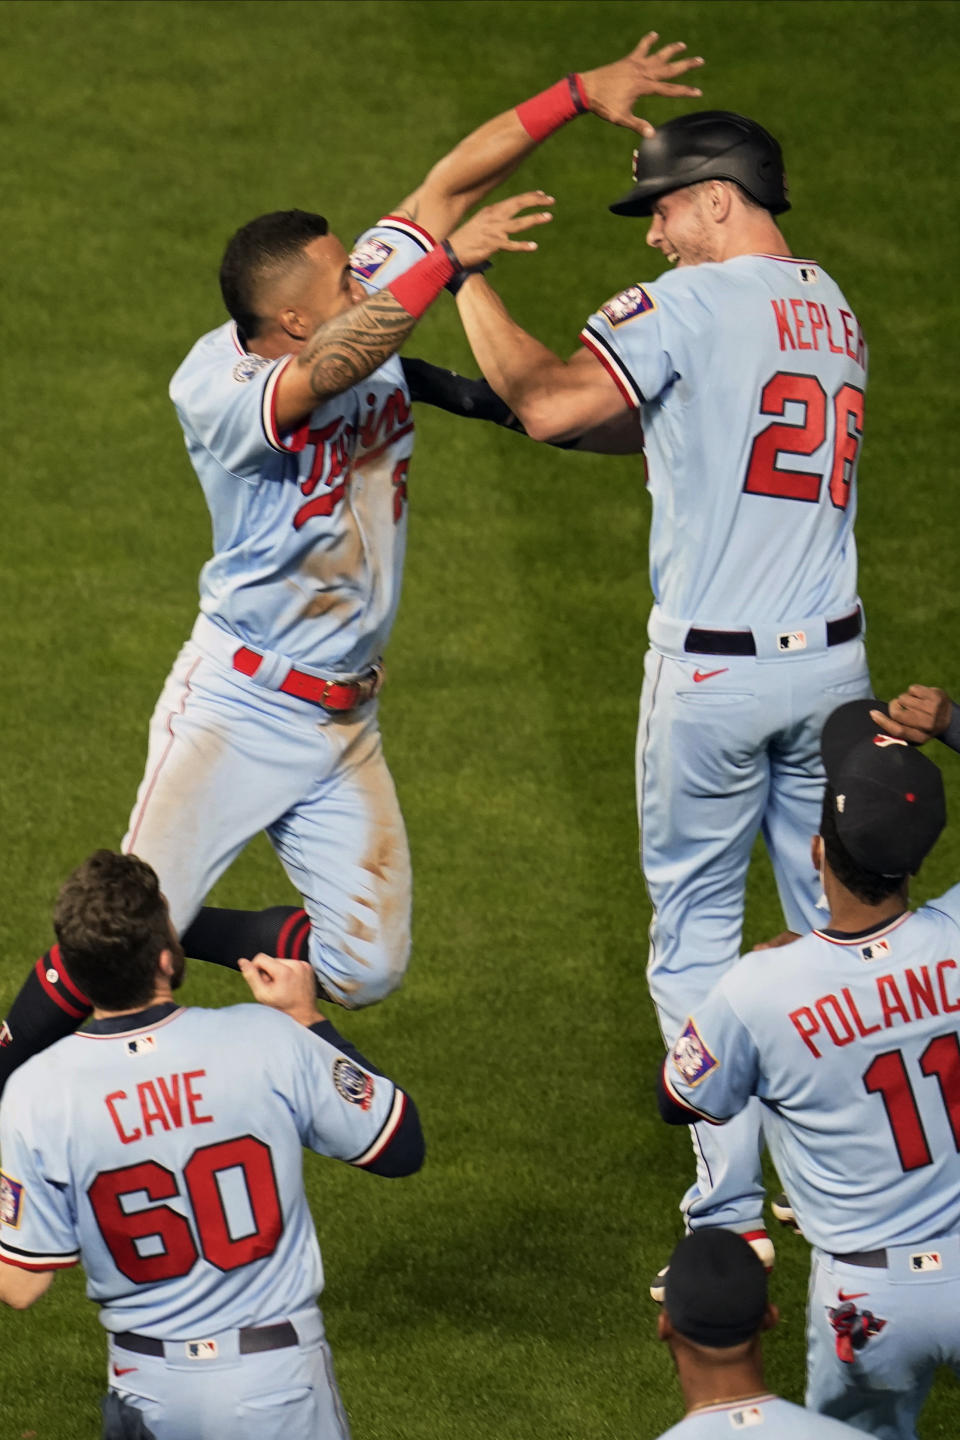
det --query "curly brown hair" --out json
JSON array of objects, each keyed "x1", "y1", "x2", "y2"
[{"x1": 54, "y1": 851, "x2": 174, "y2": 1010}]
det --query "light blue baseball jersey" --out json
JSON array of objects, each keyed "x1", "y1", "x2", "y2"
[
  {"x1": 169, "y1": 215, "x2": 433, "y2": 675},
  {"x1": 0, "y1": 1001, "x2": 407, "y2": 1335},
  {"x1": 657, "y1": 1393, "x2": 861, "y2": 1436},
  {"x1": 581, "y1": 256, "x2": 866, "y2": 626},
  {"x1": 663, "y1": 886, "x2": 960, "y2": 1254}
]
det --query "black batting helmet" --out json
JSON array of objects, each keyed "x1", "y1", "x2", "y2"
[{"x1": 609, "y1": 110, "x2": 790, "y2": 217}]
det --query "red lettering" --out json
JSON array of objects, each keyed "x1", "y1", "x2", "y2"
[
  {"x1": 789, "y1": 297, "x2": 811, "y2": 350},
  {"x1": 105, "y1": 1091, "x2": 141, "y2": 1146},
  {"x1": 300, "y1": 418, "x2": 347, "y2": 498},
  {"x1": 137, "y1": 1080, "x2": 170, "y2": 1138},
  {"x1": 771, "y1": 299, "x2": 796, "y2": 350},
  {"x1": 877, "y1": 974, "x2": 911, "y2": 1028},
  {"x1": 806, "y1": 301, "x2": 825, "y2": 350},
  {"x1": 816, "y1": 994, "x2": 856, "y2": 1047},
  {"x1": 839, "y1": 309, "x2": 857, "y2": 361},
  {"x1": 822, "y1": 306, "x2": 844, "y2": 355},
  {"x1": 855, "y1": 320, "x2": 866, "y2": 371},
  {"x1": 937, "y1": 959, "x2": 960, "y2": 1013},
  {"x1": 157, "y1": 1075, "x2": 184, "y2": 1129},
  {"x1": 184, "y1": 1071, "x2": 213, "y2": 1126},
  {"x1": 841, "y1": 987, "x2": 882, "y2": 1038},
  {"x1": 293, "y1": 479, "x2": 348, "y2": 531},
  {"x1": 905, "y1": 966, "x2": 940, "y2": 1020},
  {"x1": 789, "y1": 1006, "x2": 822, "y2": 1058}
]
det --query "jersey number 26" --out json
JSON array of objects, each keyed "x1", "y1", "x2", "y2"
[{"x1": 743, "y1": 372, "x2": 864, "y2": 509}]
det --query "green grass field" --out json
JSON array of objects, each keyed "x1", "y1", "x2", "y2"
[{"x1": 2, "y1": 0, "x2": 960, "y2": 1435}]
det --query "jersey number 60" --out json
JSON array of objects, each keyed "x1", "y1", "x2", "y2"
[
  {"x1": 743, "y1": 372, "x2": 865, "y2": 509},
  {"x1": 88, "y1": 1135, "x2": 283, "y2": 1283}
]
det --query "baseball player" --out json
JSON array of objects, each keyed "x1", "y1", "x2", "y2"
[
  {"x1": 0, "y1": 850, "x2": 424, "y2": 1440},
  {"x1": 449, "y1": 110, "x2": 871, "y2": 1257},
  {"x1": 656, "y1": 1229, "x2": 860, "y2": 1437},
  {"x1": 0, "y1": 36, "x2": 706, "y2": 1095},
  {"x1": 659, "y1": 699, "x2": 960, "y2": 1439}
]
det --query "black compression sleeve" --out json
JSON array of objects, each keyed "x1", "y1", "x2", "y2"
[
  {"x1": 309, "y1": 1019, "x2": 425, "y2": 1176},
  {"x1": 657, "y1": 1065, "x2": 698, "y2": 1125}
]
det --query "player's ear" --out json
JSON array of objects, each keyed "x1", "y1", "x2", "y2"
[
  {"x1": 761, "y1": 1302, "x2": 779, "y2": 1333},
  {"x1": 710, "y1": 181, "x2": 733, "y2": 222},
  {"x1": 657, "y1": 1312, "x2": 672, "y2": 1343},
  {"x1": 157, "y1": 948, "x2": 177, "y2": 979},
  {"x1": 279, "y1": 307, "x2": 310, "y2": 341},
  {"x1": 811, "y1": 834, "x2": 823, "y2": 872}
]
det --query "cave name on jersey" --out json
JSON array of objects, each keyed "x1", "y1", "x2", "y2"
[
  {"x1": 104, "y1": 1069, "x2": 214, "y2": 1145},
  {"x1": 771, "y1": 298, "x2": 865, "y2": 370},
  {"x1": 293, "y1": 386, "x2": 412, "y2": 531},
  {"x1": 789, "y1": 960, "x2": 960, "y2": 1058}
]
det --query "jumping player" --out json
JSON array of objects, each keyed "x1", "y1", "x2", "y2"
[
  {"x1": 659, "y1": 700, "x2": 960, "y2": 1439},
  {"x1": 0, "y1": 37, "x2": 705, "y2": 1087},
  {"x1": 0, "y1": 850, "x2": 424, "y2": 1440},
  {"x1": 447, "y1": 110, "x2": 871, "y2": 1263}
]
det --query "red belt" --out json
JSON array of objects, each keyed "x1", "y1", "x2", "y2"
[{"x1": 233, "y1": 647, "x2": 384, "y2": 713}]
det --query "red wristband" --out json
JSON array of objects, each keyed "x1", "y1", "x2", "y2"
[
  {"x1": 387, "y1": 245, "x2": 456, "y2": 320},
  {"x1": 515, "y1": 74, "x2": 589, "y2": 142}
]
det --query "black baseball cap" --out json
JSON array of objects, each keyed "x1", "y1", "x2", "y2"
[
  {"x1": 663, "y1": 1230, "x2": 767, "y2": 1347},
  {"x1": 821, "y1": 700, "x2": 946, "y2": 876}
]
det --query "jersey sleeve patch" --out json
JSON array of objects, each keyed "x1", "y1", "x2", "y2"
[
  {"x1": 671, "y1": 1019, "x2": 719, "y2": 1087},
  {"x1": 0, "y1": 1171, "x2": 24, "y2": 1229},
  {"x1": 232, "y1": 354, "x2": 271, "y2": 384},
  {"x1": 600, "y1": 285, "x2": 657, "y2": 326},
  {"x1": 349, "y1": 236, "x2": 397, "y2": 281},
  {"x1": 333, "y1": 1057, "x2": 375, "y2": 1110}
]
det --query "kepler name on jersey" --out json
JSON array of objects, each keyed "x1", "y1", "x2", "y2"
[{"x1": 771, "y1": 296, "x2": 866, "y2": 369}]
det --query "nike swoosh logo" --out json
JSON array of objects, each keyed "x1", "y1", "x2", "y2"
[
  {"x1": 837, "y1": 1291, "x2": 868, "y2": 1303},
  {"x1": 693, "y1": 668, "x2": 729, "y2": 683},
  {"x1": 113, "y1": 1365, "x2": 138, "y2": 1377}
]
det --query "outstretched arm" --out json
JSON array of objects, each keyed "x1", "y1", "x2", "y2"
[
  {"x1": 395, "y1": 33, "x2": 704, "y2": 239},
  {"x1": 455, "y1": 274, "x2": 629, "y2": 442}
]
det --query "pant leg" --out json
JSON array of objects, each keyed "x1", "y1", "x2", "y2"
[
  {"x1": 806, "y1": 1249, "x2": 942, "y2": 1440},
  {"x1": 268, "y1": 704, "x2": 411, "y2": 1009},
  {"x1": 764, "y1": 643, "x2": 872, "y2": 933},
  {"x1": 124, "y1": 645, "x2": 409, "y2": 1006},
  {"x1": 638, "y1": 649, "x2": 769, "y2": 1230}
]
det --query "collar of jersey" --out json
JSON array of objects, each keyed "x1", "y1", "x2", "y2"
[
  {"x1": 82, "y1": 1001, "x2": 182, "y2": 1036},
  {"x1": 687, "y1": 1393, "x2": 776, "y2": 1415},
  {"x1": 815, "y1": 910, "x2": 910, "y2": 944}
]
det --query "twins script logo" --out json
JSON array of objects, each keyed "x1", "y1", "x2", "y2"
[{"x1": 293, "y1": 387, "x2": 412, "y2": 531}]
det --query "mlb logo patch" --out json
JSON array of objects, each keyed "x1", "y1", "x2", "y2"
[
  {"x1": 911, "y1": 1251, "x2": 942, "y2": 1272},
  {"x1": 671, "y1": 1020, "x2": 719, "y2": 1087},
  {"x1": 0, "y1": 1021, "x2": 11, "y2": 1048},
  {"x1": 186, "y1": 1339, "x2": 218, "y2": 1360},
  {"x1": 797, "y1": 265, "x2": 819, "y2": 284},
  {"x1": 777, "y1": 630, "x2": 807, "y2": 652},
  {"x1": 126, "y1": 1034, "x2": 158, "y2": 1057},
  {"x1": 731, "y1": 1408, "x2": 764, "y2": 1429},
  {"x1": 0, "y1": 1171, "x2": 24, "y2": 1229},
  {"x1": 600, "y1": 285, "x2": 656, "y2": 326},
  {"x1": 860, "y1": 938, "x2": 891, "y2": 963},
  {"x1": 333, "y1": 1057, "x2": 375, "y2": 1110},
  {"x1": 350, "y1": 237, "x2": 395, "y2": 280}
]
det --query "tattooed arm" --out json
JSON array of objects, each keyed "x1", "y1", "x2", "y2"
[
  {"x1": 393, "y1": 35, "x2": 703, "y2": 240},
  {"x1": 272, "y1": 192, "x2": 553, "y2": 433}
]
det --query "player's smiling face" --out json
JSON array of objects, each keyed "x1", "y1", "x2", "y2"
[{"x1": 646, "y1": 187, "x2": 719, "y2": 268}]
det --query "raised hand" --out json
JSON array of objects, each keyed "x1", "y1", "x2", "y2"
[
  {"x1": 449, "y1": 190, "x2": 555, "y2": 267},
  {"x1": 871, "y1": 685, "x2": 953, "y2": 745},
  {"x1": 238, "y1": 953, "x2": 321, "y2": 1026},
  {"x1": 581, "y1": 32, "x2": 705, "y2": 137}
]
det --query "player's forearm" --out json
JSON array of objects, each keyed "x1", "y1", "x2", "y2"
[
  {"x1": 455, "y1": 278, "x2": 573, "y2": 442},
  {"x1": 294, "y1": 289, "x2": 423, "y2": 404},
  {"x1": 406, "y1": 78, "x2": 586, "y2": 237}
]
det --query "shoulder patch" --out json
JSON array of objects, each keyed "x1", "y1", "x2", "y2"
[
  {"x1": 350, "y1": 237, "x2": 396, "y2": 281},
  {"x1": 0, "y1": 1171, "x2": 24, "y2": 1229},
  {"x1": 232, "y1": 354, "x2": 271, "y2": 384},
  {"x1": 671, "y1": 1020, "x2": 719, "y2": 1087},
  {"x1": 333, "y1": 1056, "x2": 374, "y2": 1110},
  {"x1": 600, "y1": 285, "x2": 656, "y2": 326}
]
